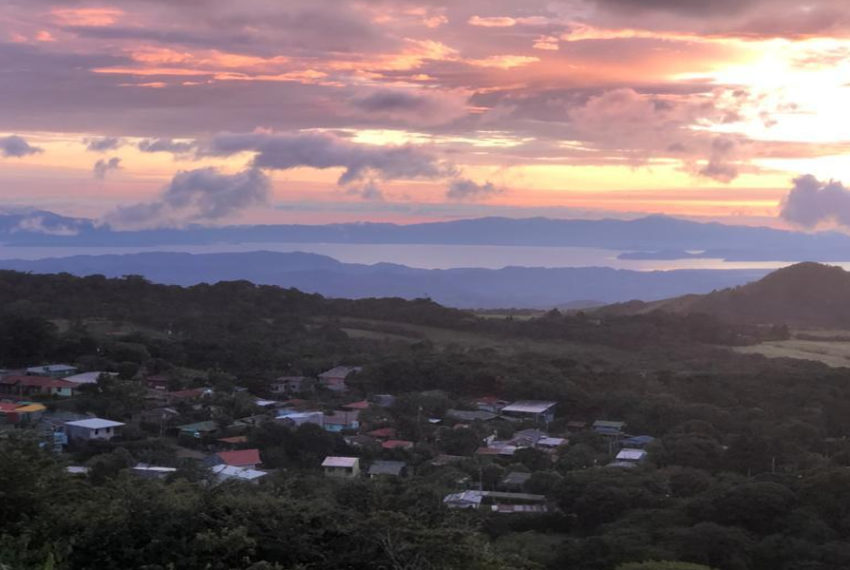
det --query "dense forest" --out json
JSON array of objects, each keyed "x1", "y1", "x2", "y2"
[{"x1": 1, "y1": 270, "x2": 849, "y2": 569}]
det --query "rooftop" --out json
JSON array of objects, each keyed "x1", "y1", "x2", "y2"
[
  {"x1": 65, "y1": 418, "x2": 125, "y2": 430},
  {"x1": 1, "y1": 375, "x2": 77, "y2": 388},
  {"x1": 211, "y1": 464, "x2": 267, "y2": 481},
  {"x1": 216, "y1": 449, "x2": 261, "y2": 466},
  {"x1": 322, "y1": 456, "x2": 359, "y2": 468},
  {"x1": 501, "y1": 401, "x2": 558, "y2": 414},
  {"x1": 615, "y1": 448, "x2": 648, "y2": 462},
  {"x1": 319, "y1": 366, "x2": 362, "y2": 379},
  {"x1": 368, "y1": 460, "x2": 406, "y2": 476},
  {"x1": 25, "y1": 364, "x2": 76, "y2": 374}
]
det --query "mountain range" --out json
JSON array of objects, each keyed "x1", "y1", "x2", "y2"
[
  {"x1": 0, "y1": 251, "x2": 771, "y2": 309},
  {"x1": 1, "y1": 210, "x2": 849, "y2": 262}
]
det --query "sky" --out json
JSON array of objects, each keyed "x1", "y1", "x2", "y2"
[{"x1": 1, "y1": 0, "x2": 850, "y2": 229}]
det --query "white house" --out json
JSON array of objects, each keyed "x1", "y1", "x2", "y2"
[
  {"x1": 64, "y1": 418, "x2": 125, "y2": 442},
  {"x1": 501, "y1": 401, "x2": 557, "y2": 424},
  {"x1": 321, "y1": 456, "x2": 360, "y2": 478}
]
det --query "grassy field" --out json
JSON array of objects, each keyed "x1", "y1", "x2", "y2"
[
  {"x1": 734, "y1": 333, "x2": 850, "y2": 368},
  {"x1": 332, "y1": 317, "x2": 639, "y2": 365}
]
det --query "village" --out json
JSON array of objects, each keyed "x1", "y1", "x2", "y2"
[{"x1": 0, "y1": 361, "x2": 656, "y2": 513}]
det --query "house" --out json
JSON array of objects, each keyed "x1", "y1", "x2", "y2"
[
  {"x1": 622, "y1": 435, "x2": 656, "y2": 448},
  {"x1": 210, "y1": 448, "x2": 262, "y2": 469},
  {"x1": 368, "y1": 460, "x2": 407, "y2": 478},
  {"x1": 474, "y1": 396, "x2": 509, "y2": 414},
  {"x1": 65, "y1": 371, "x2": 115, "y2": 385},
  {"x1": 342, "y1": 400, "x2": 370, "y2": 411},
  {"x1": 0, "y1": 375, "x2": 78, "y2": 397},
  {"x1": 366, "y1": 427, "x2": 397, "y2": 440},
  {"x1": 131, "y1": 464, "x2": 178, "y2": 480},
  {"x1": 144, "y1": 375, "x2": 170, "y2": 391},
  {"x1": 137, "y1": 406, "x2": 180, "y2": 426},
  {"x1": 446, "y1": 409, "x2": 498, "y2": 422},
  {"x1": 510, "y1": 429, "x2": 569, "y2": 452},
  {"x1": 443, "y1": 490, "x2": 548, "y2": 514},
  {"x1": 318, "y1": 366, "x2": 362, "y2": 392},
  {"x1": 476, "y1": 445, "x2": 517, "y2": 457},
  {"x1": 322, "y1": 456, "x2": 360, "y2": 478},
  {"x1": 25, "y1": 364, "x2": 77, "y2": 378},
  {"x1": 372, "y1": 394, "x2": 396, "y2": 408},
  {"x1": 269, "y1": 376, "x2": 311, "y2": 395},
  {"x1": 218, "y1": 435, "x2": 249, "y2": 448},
  {"x1": 276, "y1": 410, "x2": 325, "y2": 427},
  {"x1": 322, "y1": 411, "x2": 360, "y2": 433},
  {"x1": 0, "y1": 401, "x2": 46, "y2": 425},
  {"x1": 500, "y1": 471, "x2": 532, "y2": 491},
  {"x1": 500, "y1": 401, "x2": 557, "y2": 424},
  {"x1": 177, "y1": 420, "x2": 220, "y2": 439},
  {"x1": 64, "y1": 418, "x2": 125, "y2": 442},
  {"x1": 431, "y1": 454, "x2": 466, "y2": 467},
  {"x1": 566, "y1": 420, "x2": 588, "y2": 432},
  {"x1": 167, "y1": 387, "x2": 213, "y2": 402},
  {"x1": 211, "y1": 464, "x2": 268, "y2": 484},
  {"x1": 381, "y1": 439, "x2": 414, "y2": 450},
  {"x1": 615, "y1": 448, "x2": 648, "y2": 463},
  {"x1": 593, "y1": 420, "x2": 626, "y2": 437}
]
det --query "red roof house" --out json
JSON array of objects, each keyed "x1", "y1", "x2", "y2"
[
  {"x1": 382, "y1": 439, "x2": 414, "y2": 450},
  {"x1": 0, "y1": 375, "x2": 77, "y2": 397},
  {"x1": 213, "y1": 449, "x2": 262, "y2": 469}
]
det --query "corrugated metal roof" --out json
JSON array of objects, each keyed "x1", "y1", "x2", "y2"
[
  {"x1": 65, "y1": 418, "x2": 125, "y2": 429},
  {"x1": 501, "y1": 401, "x2": 557, "y2": 414},
  {"x1": 322, "y1": 456, "x2": 359, "y2": 468}
]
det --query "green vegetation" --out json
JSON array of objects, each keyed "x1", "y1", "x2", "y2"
[{"x1": 1, "y1": 270, "x2": 850, "y2": 569}]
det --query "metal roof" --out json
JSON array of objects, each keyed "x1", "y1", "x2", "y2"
[
  {"x1": 501, "y1": 401, "x2": 557, "y2": 414},
  {"x1": 65, "y1": 418, "x2": 125, "y2": 429},
  {"x1": 615, "y1": 448, "x2": 647, "y2": 461},
  {"x1": 322, "y1": 456, "x2": 359, "y2": 468},
  {"x1": 211, "y1": 464, "x2": 267, "y2": 481}
]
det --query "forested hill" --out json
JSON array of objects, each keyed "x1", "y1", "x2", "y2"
[{"x1": 596, "y1": 262, "x2": 850, "y2": 328}]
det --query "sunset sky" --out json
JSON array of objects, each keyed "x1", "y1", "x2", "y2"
[{"x1": 1, "y1": 0, "x2": 849, "y2": 228}]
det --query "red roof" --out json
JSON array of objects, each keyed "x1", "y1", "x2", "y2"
[
  {"x1": 217, "y1": 448, "x2": 261, "y2": 467},
  {"x1": 0, "y1": 402, "x2": 19, "y2": 412},
  {"x1": 343, "y1": 400, "x2": 370, "y2": 410},
  {"x1": 381, "y1": 440, "x2": 414, "y2": 450},
  {"x1": 367, "y1": 427, "x2": 397, "y2": 439},
  {"x1": 1, "y1": 375, "x2": 76, "y2": 389},
  {"x1": 218, "y1": 436, "x2": 248, "y2": 444},
  {"x1": 168, "y1": 388, "x2": 206, "y2": 399}
]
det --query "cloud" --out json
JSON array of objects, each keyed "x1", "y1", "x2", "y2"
[
  {"x1": 446, "y1": 178, "x2": 500, "y2": 201},
  {"x1": 347, "y1": 88, "x2": 468, "y2": 125},
  {"x1": 14, "y1": 215, "x2": 81, "y2": 236},
  {"x1": 697, "y1": 136, "x2": 740, "y2": 183},
  {"x1": 206, "y1": 131, "x2": 457, "y2": 185},
  {"x1": 780, "y1": 174, "x2": 850, "y2": 228},
  {"x1": 84, "y1": 136, "x2": 123, "y2": 152},
  {"x1": 0, "y1": 135, "x2": 42, "y2": 157},
  {"x1": 93, "y1": 156, "x2": 122, "y2": 179},
  {"x1": 104, "y1": 167, "x2": 270, "y2": 229},
  {"x1": 468, "y1": 16, "x2": 517, "y2": 28},
  {"x1": 138, "y1": 138, "x2": 196, "y2": 154},
  {"x1": 346, "y1": 180, "x2": 385, "y2": 201}
]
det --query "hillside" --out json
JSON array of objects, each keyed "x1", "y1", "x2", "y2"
[{"x1": 599, "y1": 262, "x2": 850, "y2": 327}]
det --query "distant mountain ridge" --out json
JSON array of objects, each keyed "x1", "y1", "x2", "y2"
[
  {"x1": 0, "y1": 250, "x2": 771, "y2": 309},
  {"x1": 597, "y1": 262, "x2": 850, "y2": 327},
  {"x1": 1, "y1": 210, "x2": 850, "y2": 262}
]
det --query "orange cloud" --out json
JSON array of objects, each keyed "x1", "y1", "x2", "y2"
[{"x1": 51, "y1": 8, "x2": 123, "y2": 27}]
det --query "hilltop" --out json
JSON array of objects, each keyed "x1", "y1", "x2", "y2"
[{"x1": 598, "y1": 262, "x2": 850, "y2": 327}]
